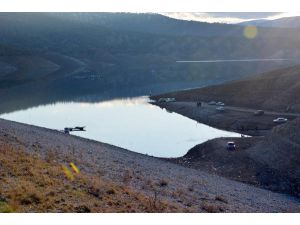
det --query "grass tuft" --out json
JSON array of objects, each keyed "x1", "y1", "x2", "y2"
[
  {"x1": 0, "y1": 201, "x2": 14, "y2": 213},
  {"x1": 201, "y1": 202, "x2": 222, "y2": 213}
]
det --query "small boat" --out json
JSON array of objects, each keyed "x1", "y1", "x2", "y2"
[{"x1": 63, "y1": 126, "x2": 86, "y2": 134}]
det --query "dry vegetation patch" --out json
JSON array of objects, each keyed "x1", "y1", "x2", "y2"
[{"x1": 0, "y1": 144, "x2": 184, "y2": 212}]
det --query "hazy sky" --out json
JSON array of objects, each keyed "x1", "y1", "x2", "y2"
[{"x1": 162, "y1": 12, "x2": 300, "y2": 23}]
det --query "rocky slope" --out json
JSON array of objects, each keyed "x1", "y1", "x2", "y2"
[
  {"x1": 0, "y1": 118, "x2": 299, "y2": 212},
  {"x1": 169, "y1": 120, "x2": 300, "y2": 197}
]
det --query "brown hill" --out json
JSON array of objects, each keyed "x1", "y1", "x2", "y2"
[
  {"x1": 155, "y1": 65, "x2": 300, "y2": 113},
  {"x1": 157, "y1": 65, "x2": 300, "y2": 196},
  {"x1": 248, "y1": 118, "x2": 300, "y2": 185}
]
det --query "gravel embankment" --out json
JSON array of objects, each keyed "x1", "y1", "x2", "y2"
[{"x1": 0, "y1": 118, "x2": 299, "y2": 212}]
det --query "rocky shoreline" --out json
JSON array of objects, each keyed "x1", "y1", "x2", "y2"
[{"x1": 0, "y1": 118, "x2": 299, "y2": 212}]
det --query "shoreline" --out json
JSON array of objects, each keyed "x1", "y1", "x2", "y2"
[
  {"x1": 150, "y1": 101, "x2": 285, "y2": 136},
  {"x1": 150, "y1": 100, "x2": 300, "y2": 198},
  {"x1": 0, "y1": 118, "x2": 299, "y2": 212}
]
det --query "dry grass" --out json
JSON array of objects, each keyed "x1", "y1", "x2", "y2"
[
  {"x1": 0, "y1": 201, "x2": 13, "y2": 213},
  {"x1": 201, "y1": 202, "x2": 223, "y2": 213},
  {"x1": 0, "y1": 143, "x2": 184, "y2": 213},
  {"x1": 215, "y1": 195, "x2": 228, "y2": 204},
  {"x1": 122, "y1": 170, "x2": 133, "y2": 186}
]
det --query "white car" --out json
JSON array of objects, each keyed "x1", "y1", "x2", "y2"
[
  {"x1": 158, "y1": 97, "x2": 175, "y2": 103},
  {"x1": 273, "y1": 117, "x2": 288, "y2": 123},
  {"x1": 216, "y1": 102, "x2": 225, "y2": 106},
  {"x1": 216, "y1": 106, "x2": 225, "y2": 112}
]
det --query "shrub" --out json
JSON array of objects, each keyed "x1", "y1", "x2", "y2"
[
  {"x1": 158, "y1": 179, "x2": 168, "y2": 187},
  {"x1": 215, "y1": 195, "x2": 228, "y2": 204},
  {"x1": 20, "y1": 193, "x2": 41, "y2": 205},
  {"x1": 0, "y1": 201, "x2": 13, "y2": 213},
  {"x1": 201, "y1": 202, "x2": 221, "y2": 213},
  {"x1": 106, "y1": 189, "x2": 116, "y2": 195},
  {"x1": 123, "y1": 170, "x2": 133, "y2": 185}
]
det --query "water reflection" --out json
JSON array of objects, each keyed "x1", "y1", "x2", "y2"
[{"x1": 0, "y1": 96, "x2": 241, "y2": 157}]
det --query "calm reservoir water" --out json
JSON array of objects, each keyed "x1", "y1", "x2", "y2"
[{"x1": 0, "y1": 96, "x2": 241, "y2": 157}]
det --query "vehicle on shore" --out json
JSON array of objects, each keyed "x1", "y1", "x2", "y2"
[
  {"x1": 254, "y1": 110, "x2": 264, "y2": 116},
  {"x1": 227, "y1": 142, "x2": 236, "y2": 151},
  {"x1": 216, "y1": 102, "x2": 225, "y2": 106},
  {"x1": 273, "y1": 117, "x2": 288, "y2": 123},
  {"x1": 216, "y1": 106, "x2": 225, "y2": 112},
  {"x1": 158, "y1": 97, "x2": 176, "y2": 103}
]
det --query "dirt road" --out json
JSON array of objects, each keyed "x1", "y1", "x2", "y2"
[
  {"x1": 152, "y1": 101, "x2": 298, "y2": 136},
  {"x1": 201, "y1": 102, "x2": 300, "y2": 117}
]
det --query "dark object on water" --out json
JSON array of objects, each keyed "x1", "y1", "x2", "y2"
[
  {"x1": 64, "y1": 126, "x2": 86, "y2": 134},
  {"x1": 74, "y1": 126, "x2": 85, "y2": 131},
  {"x1": 196, "y1": 101, "x2": 202, "y2": 107}
]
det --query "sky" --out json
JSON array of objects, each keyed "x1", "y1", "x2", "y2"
[
  {"x1": 2, "y1": 0, "x2": 300, "y2": 13},
  {"x1": 162, "y1": 12, "x2": 300, "y2": 24}
]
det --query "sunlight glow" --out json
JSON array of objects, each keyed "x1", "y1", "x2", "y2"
[
  {"x1": 62, "y1": 165, "x2": 74, "y2": 180},
  {"x1": 243, "y1": 25, "x2": 258, "y2": 39},
  {"x1": 70, "y1": 162, "x2": 80, "y2": 174}
]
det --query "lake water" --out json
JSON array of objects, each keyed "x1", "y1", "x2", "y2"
[{"x1": 0, "y1": 96, "x2": 241, "y2": 157}]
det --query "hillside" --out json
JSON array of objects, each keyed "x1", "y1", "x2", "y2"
[
  {"x1": 169, "y1": 118, "x2": 300, "y2": 197},
  {"x1": 240, "y1": 16, "x2": 300, "y2": 28},
  {"x1": 155, "y1": 65, "x2": 300, "y2": 113},
  {"x1": 51, "y1": 13, "x2": 300, "y2": 37},
  {"x1": 0, "y1": 144, "x2": 188, "y2": 212},
  {"x1": 1, "y1": 12, "x2": 300, "y2": 92},
  {"x1": 249, "y1": 117, "x2": 300, "y2": 184},
  {"x1": 1, "y1": 118, "x2": 299, "y2": 212},
  {"x1": 2, "y1": 13, "x2": 300, "y2": 115},
  {"x1": 153, "y1": 64, "x2": 300, "y2": 197}
]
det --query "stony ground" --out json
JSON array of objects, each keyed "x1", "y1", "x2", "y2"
[
  {"x1": 167, "y1": 136, "x2": 300, "y2": 197},
  {"x1": 0, "y1": 118, "x2": 299, "y2": 212},
  {"x1": 152, "y1": 101, "x2": 299, "y2": 136}
]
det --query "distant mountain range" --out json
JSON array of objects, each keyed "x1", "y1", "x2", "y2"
[
  {"x1": 1, "y1": 12, "x2": 300, "y2": 111},
  {"x1": 239, "y1": 16, "x2": 300, "y2": 28}
]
